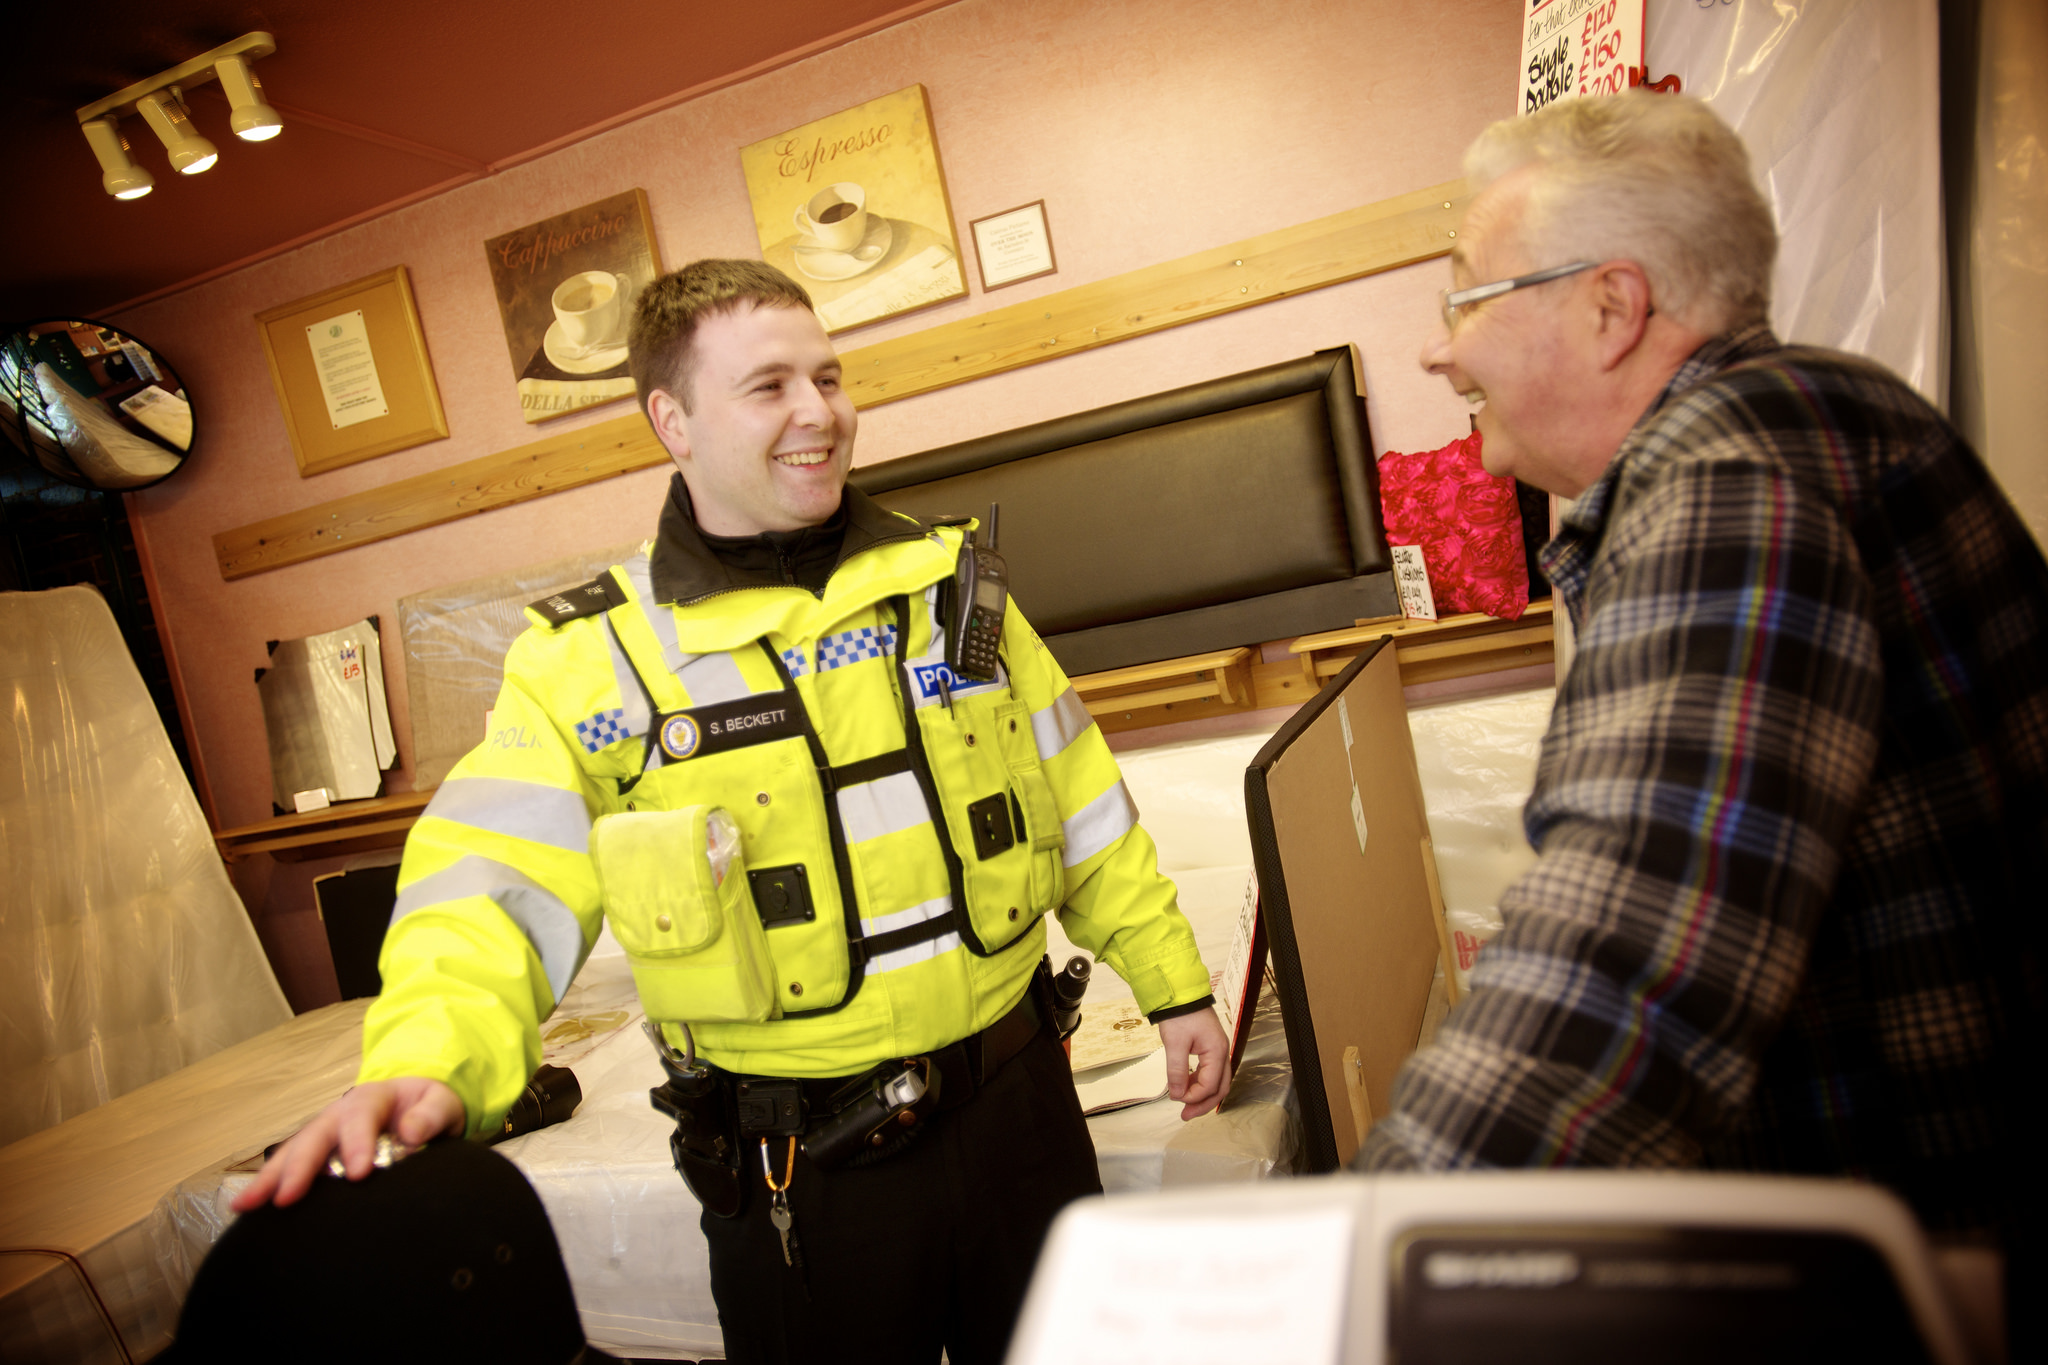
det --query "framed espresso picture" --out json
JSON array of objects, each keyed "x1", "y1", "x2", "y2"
[
  {"x1": 740, "y1": 85, "x2": 968, "y2": 335},
  {"x1": 484, "y1": 189, "x2": 664, "y2": 424}
]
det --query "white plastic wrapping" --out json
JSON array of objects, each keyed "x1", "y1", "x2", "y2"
[
  {"x1": 1646, "y1": 0, "x2": 1945, "y2": 402},
  {"x1": 0, "y1": 999, "x2": 372, "y2": 1365},
  {"x1": 131, "y1": 690, "x2": 1552, "y2": 1356},
  {"x1": 0, "y1": 586, "x2": 289, "y2": 1149},
  {"x1": 397, "y1": 541, "x2": 640, "y2": 790},
  {"x1": 1407, "y1": 687, "x2": 1552, "y2": 992}
]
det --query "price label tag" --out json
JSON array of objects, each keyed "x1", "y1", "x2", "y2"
[{"x1": 1391, "y1": 545, "x2": 1438, "y2": 622}]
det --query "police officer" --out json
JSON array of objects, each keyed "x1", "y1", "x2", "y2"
[{"x1": 240, "y1": 261, "x2": 1231, "y2": 1364}]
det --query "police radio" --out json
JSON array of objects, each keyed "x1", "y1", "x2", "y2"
[{"x1": 945, "y1": 503, "x2": 1009, "y2": 684}]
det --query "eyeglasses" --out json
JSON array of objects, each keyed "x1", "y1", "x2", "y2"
[{"x1": 1439, "y1": 261, "x2": 1596, "y2": 333}]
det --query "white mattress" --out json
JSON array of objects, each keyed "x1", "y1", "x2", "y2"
[{"x1": 3, "y1": 685, "x2": 1555, "y2": 1362}]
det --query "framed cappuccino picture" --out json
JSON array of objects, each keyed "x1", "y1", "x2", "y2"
[
  {"x1": 484, "y1": 189, "x2": 663, "y2": 425},
  {"x1": 740, "y1": 85, "x2": 968, "y2": 334},
  {"x1": 256, "y1": 266, "x2": 449, "y2": 477}
]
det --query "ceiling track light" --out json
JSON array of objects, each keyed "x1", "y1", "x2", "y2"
[
  {"x1": 75, "y1": 32, "x2": 281, "y2": 200},
  {"x1": 81, "y1": 116, "x2": 154, "y2": 199},
  {"x1": 216, "y1": 55, "x2": 283, "y2": 142},
  {"x1": 138, "y1": 89, "x2": 220, "y2": 176}
]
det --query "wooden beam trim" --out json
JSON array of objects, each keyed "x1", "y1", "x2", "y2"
[
  {"x1": 839, "y1": 179, "x2": 1467, "y2": 408},
  {"x1": 215, "y1": 421, "x2": 666, "y2": 580},
  {"x1": 213, "y1": 178, "x2": 1466, "y2": 582}
]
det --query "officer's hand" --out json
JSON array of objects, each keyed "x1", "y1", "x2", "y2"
[
  {"x1": 1159, "y1": 1008, "x2": 1232, "y2": 1121},
  {"x1": 232, "y1": 1077, "x2": 465, "y2": 1211}
]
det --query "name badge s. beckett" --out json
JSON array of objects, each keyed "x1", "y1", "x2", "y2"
[{"x1": 653, "y1": 692, "x2": 807, "y2": 763}]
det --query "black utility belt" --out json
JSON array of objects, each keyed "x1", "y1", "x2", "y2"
[
  {"x1": 727, "y1": 965, "x2": 1047, "y2": 1148},
  {"x1": 649, "y1": 964, "x2": 1055, "y2": 1215}
]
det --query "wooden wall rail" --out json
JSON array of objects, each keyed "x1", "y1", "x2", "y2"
[
  {"x1": 213, "y1": 178, "x2": 1467, "y2": 582},
  {"x1": 215, "y1": 421, "x2": 666, "y2": 581}
]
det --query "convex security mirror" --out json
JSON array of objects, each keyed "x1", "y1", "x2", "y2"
[{"x1": 0, "y1": 319, "x2": 193, "y2": 490}]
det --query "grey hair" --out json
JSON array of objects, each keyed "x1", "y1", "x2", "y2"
[{"x1": 1464, "y1": 94, "x2": 1777, "y2": 334}]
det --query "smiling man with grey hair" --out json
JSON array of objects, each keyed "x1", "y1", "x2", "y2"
[{"x1": 1358, "y1": 92, "x2": 2048, "y2": 1297}]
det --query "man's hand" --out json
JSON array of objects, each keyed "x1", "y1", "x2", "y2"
[
  {"x1": 1159, "y1": 1008, "x2": 1233, "y2": 1120},
  {"x1": 232, "y1": 1077, "x2": 464, "y2": 1212}
]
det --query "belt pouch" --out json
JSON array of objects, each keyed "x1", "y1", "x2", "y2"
[
  {"x1": 594, "y1": 805, "x2": 780, "y2": 1024},
  {"x1": 649, "y1": 1057, "x2": 743, "y2": 1218}
]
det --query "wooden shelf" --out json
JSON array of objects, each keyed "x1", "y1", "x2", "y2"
[
  {"x1": 1072, "y1": 647, "x2": 1257, "y2": 735},
  {"x1": 1293, "y1": 599, "x2": 1554, "y2": 689},
  {"x1": 213, "y1": 789, "x2": 434, "y2": 863},
  {"x1": 210, "y1": 603, "x2": 1550, "y2": 859}
]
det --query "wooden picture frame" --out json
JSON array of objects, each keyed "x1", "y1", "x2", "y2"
[
  {"x1": 483, "y1": 189, "x2": 663, "y2": 425},
  {"x1": 256, "y1": 267, "x2": 448, "y2": 477},
  {"x1": 740, "y1": 84, "x2": 968, "y2": 334},
  {"x1": 969, "y1": 200, "x2": 1058, "y2": 291}
]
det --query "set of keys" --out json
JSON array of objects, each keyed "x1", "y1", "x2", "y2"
[{"x1": 761, "y1": 1136, "x2": 804, "y2": 1270}]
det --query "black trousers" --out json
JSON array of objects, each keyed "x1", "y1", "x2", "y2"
[{"x1": 701, "y1": 1028, "x2": 1102, "y2": 1364}]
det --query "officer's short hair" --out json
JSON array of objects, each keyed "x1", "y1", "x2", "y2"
[
  {"x1": 629, "y1": 260, "x2": 815, "y2": 417},
  {"x1": 1464, "y1": 94, "x2": 1777, "y2": 335}
]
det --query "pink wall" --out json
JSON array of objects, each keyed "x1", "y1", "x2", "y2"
[{"x1": 113, "y1": 0, "x2": 1520, "y2": 1006}]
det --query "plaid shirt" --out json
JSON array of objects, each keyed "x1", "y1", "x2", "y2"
[{"x1": 1357, "y1": 325, "x2": 2048, "y2": 1241}]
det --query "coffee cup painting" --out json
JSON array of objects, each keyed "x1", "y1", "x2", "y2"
[
  {"x1": 740, "y1": 85, "x2": 968, "y2": 335},
  {"x1": 484, "y1": 190, "x2": 664, "y2": 424}
]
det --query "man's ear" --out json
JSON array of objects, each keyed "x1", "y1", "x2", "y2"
[
  {"x1": 645, "y1": 387, "x2": 692, "y2": 465},
  {"x1": 1591, "y1": 261, "x2": 1654, "y2": 371}
]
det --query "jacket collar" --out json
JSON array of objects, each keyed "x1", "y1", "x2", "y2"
[
  {"x1": 646, "y1": 472, "x2": 928, "y2": 607},
  {"x1": 1538, "y1": 323, "x2": 1783, "y2": 621}
]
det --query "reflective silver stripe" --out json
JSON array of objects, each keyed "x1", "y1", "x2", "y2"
[
  {"x1": 392, "y1": 855, "x2": 585, "y2": 1002},
  {"x1": 836, "y1": 771, "x2": 930, "y2": 845},
  {"x1": 861, "y1": 894, "x2": 961, "y2": 977},
  {"x1": 424, "y1": 777, "x2": 592, "y2": 853},
  {"x1": 618, "y1": 557, "x2": 689, "y2": 677},
  {"x1": 676, "y1": 651, "x2": 753, "y2": 704},
  {"x1": 865, "y1": 931, "x2": 963, "y2": 976},
  {"x1": 862, "y1": 893, "x2": 951, "y2": 938},
  {"x1": 603, "y1": 618, "x2": 652, "y2": 740},
  {"x1": 620, "y1": 556, "x2": 759, "y2": 702},
  {"x1": 905, "y1": 584, "x2": 949, "y2": 710},
  {"x1": 1031, "y1": 686, "x2": 1094, "y2": 761},
  {"x1": 1061, "y1": 781, "x2": 1138, "y2": 867}
]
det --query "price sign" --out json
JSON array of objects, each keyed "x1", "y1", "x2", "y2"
[
  {"x1": 1519, "y1": 0, "x2": 1644, "y2": 116},
  {"x1": 1391, "y1": 545, "x2": 1438, "y2": 622}
]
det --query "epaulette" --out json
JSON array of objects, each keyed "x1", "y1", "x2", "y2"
[{"x1": 529, "y1": 572, "x2": 627, "y2": 626}]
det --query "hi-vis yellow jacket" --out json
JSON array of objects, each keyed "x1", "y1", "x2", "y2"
[{"x1": 361, "y1": 488, "x2": 1211, "y2": 1136}]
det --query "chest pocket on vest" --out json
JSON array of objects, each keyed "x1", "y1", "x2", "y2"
[
  {"x1": 613, "y1": 735, "x2": 853, "y2": 1014},
  {"x1": 918, "y1": 694, "x2": 1065, "y2": 953},
  {"x1": 592, "y1": 805, "x2": 779, "y2": 1024}
]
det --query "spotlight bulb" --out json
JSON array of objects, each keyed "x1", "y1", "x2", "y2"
[
  {"x1": 137, "y1": 89, "x2": 220, "y2": 176},
  {"x1": 217, "y1": 55, "x2": 283, "y2": 141},
  {"x1": 81, "y1": 116, "x2": 155, "y2": 200}
]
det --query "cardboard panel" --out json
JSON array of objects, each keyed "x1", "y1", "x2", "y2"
[{"x1": 1246, "y1": 639, "x2": 1440, "y2": 1171}]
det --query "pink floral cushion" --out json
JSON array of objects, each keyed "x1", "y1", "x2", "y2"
[{"x1": 1376, "y1": 431, "x2": 1529, "y2": 621}]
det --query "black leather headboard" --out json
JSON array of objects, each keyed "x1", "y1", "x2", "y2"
[{"x1": 851, "y1": 347, "x2": 1395, "y2": 676}]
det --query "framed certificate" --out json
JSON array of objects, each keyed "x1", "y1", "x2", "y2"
[
  {"x1": 969, "y1": 200, "x2": 1057, "y2": 291},
  {"x1": 256, "y1": 267, "x2": 448, "y2": 477}
]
